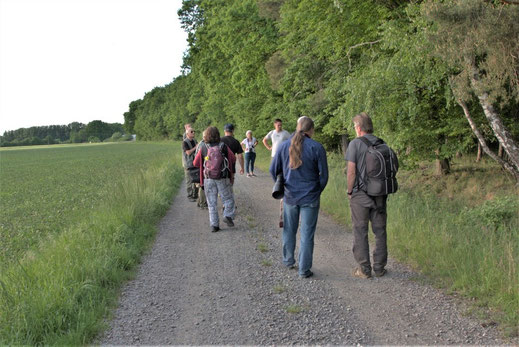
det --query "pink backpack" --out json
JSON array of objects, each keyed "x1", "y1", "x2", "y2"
[{"x1": 203, "y1": 143, "x2": 229, "y2": 179}]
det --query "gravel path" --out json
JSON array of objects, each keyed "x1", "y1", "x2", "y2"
[{"x1": 100, "y1": 169, "x2": 512, "y2": 345}]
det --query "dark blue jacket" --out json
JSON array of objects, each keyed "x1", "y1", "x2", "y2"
[{"x1": 270, "y1": 135, "x2": 328, "y2": 205}]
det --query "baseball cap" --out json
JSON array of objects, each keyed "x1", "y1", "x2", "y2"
[{"x1": 224, "y1": 123, "x2": 234, "y2": 131}]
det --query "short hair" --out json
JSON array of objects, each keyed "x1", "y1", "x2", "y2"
[
  {"x1": 246, "y1": 130, "x2": 252, "y2": 136},
  {"x1": 203, "y1": 126, "x2": 220, "y2": 143},
  {"x1": 352, "y1": 112, "x2": 373, "y2": 134},
  {"x1": 274, "y1": 118, "x2": 282, "y2": 124},
  {"x1": 184, "y1": 123, "x2": 191, "y2": 130}
]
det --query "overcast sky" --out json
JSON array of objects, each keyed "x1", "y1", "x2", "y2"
[{"x1": 0, "y1": 0, "x2": 188, "y2": 133}]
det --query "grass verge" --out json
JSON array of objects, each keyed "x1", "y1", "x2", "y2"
[
  {"x1": 0, "y1": 144, "x2": 184, "y2": 344},
  {"x1": 255, "y1": 145, "x2": 518, "y2": 336}
]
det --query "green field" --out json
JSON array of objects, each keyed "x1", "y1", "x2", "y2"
[{"x1": 0, "y1": 142, "x2": 184, "y2": 344}]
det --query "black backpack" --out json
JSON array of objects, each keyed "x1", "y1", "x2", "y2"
[{"x1": 359, "y1": 136, "x2": 398, "y2": 196}]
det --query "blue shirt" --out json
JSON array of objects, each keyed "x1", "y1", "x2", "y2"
[{"x1": 269, "y1": 135, "x2": 328, "y2": 205}]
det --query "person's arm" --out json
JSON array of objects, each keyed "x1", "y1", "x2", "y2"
[
  {"x1": 263, "y1": 132, "x2": 272, "y2": 151},
  {"x1": 254, "y1": 139, "x2": 258, "y2": 147},
  {"x1": 318, "y1": 146, "x2": 329, "y2": 192},
  {"x1": 238, "y1": 153, "x2": 244, "y2": 175},
  {"x1": 269, "y1": 149, "x2": 282, "y2": 181},
  {"x1": 193, "y1": 149, "x2": 202, "y2": 168},
  {"x1": 347, "y1": 161, "x2": 356, "y2": 199},
  {"x1": 185, "y1": 146, "x2": 197, "y2": 155}
]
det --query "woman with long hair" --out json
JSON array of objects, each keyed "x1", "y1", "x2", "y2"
[{"x1": 269, "y1": 117, "x2": 328, "y2": 278}]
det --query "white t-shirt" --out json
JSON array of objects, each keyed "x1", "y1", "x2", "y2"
[
  {"x1": 241, "y1": 137, "x2": 257, "y2": 153},
  {"x1": 265, "y1": 129, "x2": 291, "y2": 157}
]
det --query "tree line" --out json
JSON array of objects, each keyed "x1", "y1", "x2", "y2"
[
  {"x1": 124, "y1": 0, "x2": 519, "y2": 180},
  {"x1": 0, "y1": 121, "x2": 130, "y2": 147}
]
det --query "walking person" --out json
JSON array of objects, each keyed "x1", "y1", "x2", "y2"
[
  {"x1": 221, "y1": 123, "x2": 244, "y2": 176},
  {"x1": 270, "y1": 117, "x2": 328, "y2": 278},
  {"x1": 241, "y1": 130, "x2": 258, "y2": 177},
  {"x1": 193, "y1": 126, "x2": 236, "y2": 232},
  {"x1": 194, "y1": 130, "x2": 208, "y2": 209},
  {"x1": 182, "y1": 126, "x2": 198, "y2": 202},
  {"x1": 346, "y1": 112, "x2": 389, "y2": 278},
  {"x1": 264, "y1": 118, "x2": 291, "y2": 227}
]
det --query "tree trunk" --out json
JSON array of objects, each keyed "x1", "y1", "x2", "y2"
[
  {"x1": 458, "y1": 99, "x2": 519, "y2": 181},
  {"x1": 436, "y1": 158, "x2": 450, "y2": 175},
  {"x1": 476, "y1": 142, "x2": 482, "y2": 162},
  {"x1": 468, "y1": 59, "x2": 519, "y2": 180},
  {"x1": 341, "y1": 134, "x2": 349, "y2": 160}
]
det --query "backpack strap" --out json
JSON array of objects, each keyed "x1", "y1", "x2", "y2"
[{"x1": 359, "y1": 136, "x2": 384, "y2": 147}]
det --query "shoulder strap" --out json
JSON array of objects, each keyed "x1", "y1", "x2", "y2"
[{"x1": 359, "y1": 136, "x2": 384, "y2": 147}]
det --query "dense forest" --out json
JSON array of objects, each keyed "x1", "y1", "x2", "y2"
[
  {"x1": 125, "y1": 0, "x2": 519, "y2": 179},
  {"x1": 0, "y1": 121, "x2": 130, "y2": 147}
]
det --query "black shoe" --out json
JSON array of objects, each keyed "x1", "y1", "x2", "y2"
[
  {"x1": 374, "y1": 269, "x2": 387, "y2": 277},
  {"x1": 211, "y1": 226, "x2": 220, "y2": 232},
  {"x1": 300, "y1": 270, "x2": 313, "y2": 278},
  {"x1": 224, "y1": 216, "x2": 234, "y2": 227}
]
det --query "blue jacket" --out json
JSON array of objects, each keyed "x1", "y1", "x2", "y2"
[{"x1": 270, "y1": 135, "x2": 328, "y2": 205}]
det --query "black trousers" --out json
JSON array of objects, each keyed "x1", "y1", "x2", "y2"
[{"x1": 349, "y1": 191, "x2": 388, "y2": 274}]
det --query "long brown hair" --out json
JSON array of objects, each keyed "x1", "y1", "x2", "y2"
[
  {"x1": 289, "y1": 117, "x2": 314, "y2": 169},
  {"x1": 203, "y1": 126, "x2": 220, "y2": 143}
]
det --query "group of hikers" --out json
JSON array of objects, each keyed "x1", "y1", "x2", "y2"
[{"x1": 182, "y1": 112, "x2": 395, "y2": 280}]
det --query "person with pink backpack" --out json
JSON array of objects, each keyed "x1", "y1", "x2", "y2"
[{"x1": 194, "y1": 126, "x2": 237, "y2": 232}]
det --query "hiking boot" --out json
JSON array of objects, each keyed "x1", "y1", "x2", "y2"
[
  {"x1": 224, "y1": 216, "x2": 234, "y2": 227},
  {"x1": 353, "y1": 268, "x2": 372, "y2": 279},
  {"x1": 211, "y1": 226, "x2": 220, "y2": 232},
  {"x1": 300, "y1": 270, "x2": 313, "y2": 278},
  {"x1": 287, "y1": 264, "x2": 297, "y2": 270},
  {"x1": 374, "y1": 269, "x2": 387, "y2": 277}
]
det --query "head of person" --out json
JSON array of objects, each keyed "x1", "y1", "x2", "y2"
[
  {"x1": 352, "y1": 112, "x2": 373, "y2": 136},
  {"x1": 203, "y1": 126, "x2": 220, "y2": 144},
  {"x1": 274, "y1": 118, "x2": 283, "y2": 132},
  {"x1": 246, "y1": 130, "x2": 252, "y2": 139},
  {"x1": 186, "y1": 126, "x2": 195, "y2": 140},
  {"x1": 224, "y1": 123, "x2": 234, "y2": 135},
  {"x1": 289, "y1": 117, "x2": 314, "y2": 169},
  {"x1": 184, "y1": 123, "x2": 192, "y2": 131}
]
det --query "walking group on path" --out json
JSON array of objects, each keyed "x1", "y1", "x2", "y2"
[{"x1": 182, "y1": 112, "x2": 396, "y2": 280}]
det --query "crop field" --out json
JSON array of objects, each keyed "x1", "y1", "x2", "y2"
[
  {"x1": 0, "y1": 142, "x2": 179, "y2": 265},
  {"x1": 0, "y1": 141, "x2": 184, "y2": 344}
]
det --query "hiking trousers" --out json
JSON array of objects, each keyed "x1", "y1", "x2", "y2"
[
  {"x1": 184, "y1": 168, "x2": 198, "y2": 200},
  {"x1": 205, "y1": 178, "x2": 235, "y2": 227},
  {"x1": 349, "y1": 191, "x2": 388, "y2": 275}
]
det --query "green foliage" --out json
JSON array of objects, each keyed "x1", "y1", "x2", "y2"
[{"x1": 461, "y1": 196, "x2": 519, "y2": 230}]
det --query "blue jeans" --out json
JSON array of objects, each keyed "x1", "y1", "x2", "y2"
[
  {"x1": 282, "y1": 199, "x2": 320, "y2": 277},
  {"x1": 244, "y1": 152, "x2": 256, "y2": 174}
]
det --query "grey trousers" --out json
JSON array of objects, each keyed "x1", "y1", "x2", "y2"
[
  {"x1": 349, "y1": 191, "x2": 388, "y2": 274},
  {"x1": 184, "y1": 169, "x2": 198, "y2": 199}
]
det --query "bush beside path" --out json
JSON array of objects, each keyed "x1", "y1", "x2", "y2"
[{"x1": 99, "y1": 169, "x2": 513, "y2": 345}]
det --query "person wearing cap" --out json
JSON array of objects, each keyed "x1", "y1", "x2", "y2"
[
  {"x1": 221, "y1": 123, "x2": 244, "y2": 176},
  {"x1": 241, "y1": 130, "x2": 258, "y2": 177}
]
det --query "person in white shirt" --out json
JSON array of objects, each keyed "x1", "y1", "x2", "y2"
[
  {"x1": 241, "y1": 130, "x2": 259, "y2": 177},
  {"x1": 263, "y1": 118, "x2": 291, "y2": 158}
]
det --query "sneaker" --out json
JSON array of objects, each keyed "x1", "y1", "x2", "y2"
[
  {"x1": 300, "y1": 270, "x2": 313, "y2": 278},
  {"x1": 251, "y1": 173, "x2": 256, "y2": 177},
  {"x1": 374, "y1": 269, "x2": 387, "y2": 277},
  {"x1": 287, "y1": 264, "x2": 297, "y2": 270},
  {"x1": 353, "y1": 267, "x2": 372, "y2": 279},
  {"x1": 211, "y1": 226, "x2": 220, "y2": 232},
  {"x1": 188, "y1": 198, "x2": 196, "y2": 202},
  {"x1": 224, "y1": 216, "x2": 234, "y2": 227}
]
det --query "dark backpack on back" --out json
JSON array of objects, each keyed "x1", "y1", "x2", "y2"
[
  {"x1": 203, "y1": 142, "x2": 229, "y2": 179},
  {"x1": 359, "y1": 136, "x2": 398, "y2": 196}
]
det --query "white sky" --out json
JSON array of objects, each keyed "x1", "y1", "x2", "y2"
[{"x1": 0, "y1": 0, "x2": 188, "y2": 133}]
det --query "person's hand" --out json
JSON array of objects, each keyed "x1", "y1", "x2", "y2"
[
  {"x1": 348, "y1": 193, "x2": 352, "y2": 200},
  {"x1": 240, "y1": 168, "x2": 244, "y2": 175}
]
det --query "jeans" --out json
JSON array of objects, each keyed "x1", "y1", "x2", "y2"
[
  {"x1": 205, "y1": 178, "x2": 235, "y2": 227},
  {"x1": 244, "y1": 152, "x2": 256, "y2": 174},
  {"x1": 283, "y1": 199, "x2": 320, "y2": 277},
  {"x1": 349, "y1": 191, "x2": 387, "y2": 274}
]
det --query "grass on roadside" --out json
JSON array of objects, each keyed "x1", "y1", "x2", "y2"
[
  {"x1": 0, "y1": 142, "x2": 184, "y2": 345},
  {"x1": 254, "y1": 145, "x2": 518, "y2": 335}
]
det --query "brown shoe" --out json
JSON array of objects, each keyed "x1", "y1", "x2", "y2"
[{"x1": 353, "y1": 267, "x2": 372, "y2": 279}]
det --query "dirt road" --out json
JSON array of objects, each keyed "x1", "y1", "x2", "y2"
[{"x1": 100, "y1": 169, "x2": 507, "y2": 345}]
